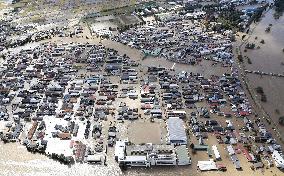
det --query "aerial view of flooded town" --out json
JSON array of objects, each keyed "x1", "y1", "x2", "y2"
[{"x1": 1, "y1": 0, "x2": 284, "y2": 175}]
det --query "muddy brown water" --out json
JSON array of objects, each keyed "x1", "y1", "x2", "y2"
[
  {"x1": 1, "y1": 12, "x2": 284, "y2": 175},
  {"x1": 242, "y1": 9, "x2": 284, "y2": 140}
]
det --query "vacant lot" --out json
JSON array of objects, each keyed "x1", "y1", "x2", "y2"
[{"x1": 127, "y1": 122, "x2": 162, "y2": 144}]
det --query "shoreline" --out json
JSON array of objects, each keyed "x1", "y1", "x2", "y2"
[{"x1": 235, "y1": 7, "x2": 284, "y2": 147}]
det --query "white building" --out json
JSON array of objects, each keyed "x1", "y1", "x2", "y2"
[
  {"x1": 167, "y1": 117, "x2": 187, "y2": 145},
  {"x1": 212, "y1": 145, "x2": 221, "y2": 160},
  {"x1": 227, "y1": 145, "x2": 235, "y2": 156},
  {"x1": 197, "y1": 159, "x2": 217, "y2": 171},
  {"x1": 115, "y1": 140, "x2": 126, "y2": 161},
  {"x1": 114, "y1": 141, "x2": 178, "y2": 167},
  {"x1": 123, "y1": 155, "x2": 149, "y2": 167},
  {"x1": 272, "y1": 150, "x2": 284, "y2": 169}
]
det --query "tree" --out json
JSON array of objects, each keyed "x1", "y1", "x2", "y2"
[
  {"x1": 256, "y1": 86, "x2": 264, "y2": 94},
  {"x1": 260, "y1": 39, "x2": 265, "y2": 44},
  {"x1": 247, "y1": 57, "x2": 252, "y2": 64},
  {"x1": 274, "y1": 0, "x2": 284, "y2": 18},
  {"x1": 238, "y1": 55, "x2": 243, "y2": 62},
  {"x1": 279, "y1": 116, "x2": 284, "y2": 126},
  {"x1": 245, "y1": 43, "x2": 255, "y2": 49},
  {"x1": 261, "y1": 95, "x2": 267, "y2": 102}
]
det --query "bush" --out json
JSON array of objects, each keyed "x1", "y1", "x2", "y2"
[
  {"x1": 238, "y1": 55, "x2": 243, "y2": 62},
  {"x1": 256, "y1": 86, "x2": 264, "y2": 94},
  {"x1": 247, "y1": 58, "x2": 252, "y2": 64},
  {"x1": 245, "y1": 43, "x2": 255, "y2": 49},
  {"x1": 260, "y1": 39, "x2": 265, "y2": 44},
  {"x1": 265, "y1": 27, "x2": 271, "y2": 32},
  {"x1": 261, "y1": 94, "x2": 267, "y2": 102},
  {"x1": 274, "y1": 0, "x2": 284, "y2": 18}
]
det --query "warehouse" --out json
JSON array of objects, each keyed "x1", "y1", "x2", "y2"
[
  {"x1": 167, "y1": 117, "x2": 187, "y2": 145},
  {"x1": 176, "y1": 145, "x2": 191, "y2": 165}
]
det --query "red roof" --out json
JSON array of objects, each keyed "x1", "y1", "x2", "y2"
[
  {"x1": 243, "y1": 149, "x2": 253, "y2": 161},
  {"x1": 239, "y1": 111, "x2": 249, "y2": 116},
  {"x1": 142, "y1": 104, "x2": 152, "y2": 109}
]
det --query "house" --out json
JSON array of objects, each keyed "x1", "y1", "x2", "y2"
[
  {"x1": 28, "y1": 122, "x2": 38, "y2": 140},
  {"x1": 123, "y1": 156, "x2": 149, "y2": 167},
  {"x1": 73, "y1": 141, "x2": 86, "y2": 162},
  {"x1": 167, "y1": 110, "x2": 186, "y2": 119},
  {"x1": 128, "y1": 90, "x2": 138, "y2": 99},
  {"x1": 243, "y1": 148, "x2": 255, "y2": 162},
  {"x1": 58, "y1": 133, "x2": 71, "y2": 140},
  {"x1": 197, "y1": 159, "x2": 218, "y2": 171},
  {"x1": 227, "y1": 145, "x2": 235, "y2": 155},
  {"x1": 150, "y1": 109, "x2": 162, "y2": 118},
  {"x1": 272, "y1": 150, "x2": 284, "y2": 169},
  {"x1": 86, "y1": 154, "x2": 104, "y2": 164},
  {"x1": 115, "y1": 140, "x2": 126, "y2": 162},
  {"x1": 231, "y1": 154, "x2": 241, "y2": 169},
  {"x1": 212, "y1": 145, "x2": 221, "y2": 160}
]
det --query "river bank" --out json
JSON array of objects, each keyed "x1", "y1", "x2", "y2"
[{"x1": 238, "y1": 8, "x2": 284, "y2": 142}]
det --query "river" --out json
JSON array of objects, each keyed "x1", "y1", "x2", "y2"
[{"x1": 241, "y1": 9, "x2": 284, "y2": 139}]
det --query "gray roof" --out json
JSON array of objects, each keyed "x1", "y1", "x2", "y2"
[
  {"x1": 176, "y1": 145, "x2": 191, "y2": 165},
  {"x1": 167, "y1": 117, "x2": 187, "y2": 144}
]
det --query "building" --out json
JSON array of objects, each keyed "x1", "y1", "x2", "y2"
[
  {"x1": 176, "y1": 145, "x2": 191, "y2": 165},
  {"x1": 115, "y1": 140, "x2": 126, "y2": 161},
  {"x1": 28, "y1": 122, "x2": 38, "y2": 140},
  {"x1": 167, "y1": 117, "x2": 187, "y2": 145},
  {"x1": 212, "y1": 145, "x2": 221, "y2": 160},
  {"x1": 197, "y1": 159, "x2": 217, "y2": 171},
  {"x1": 115, "y1": 141, "x2": 178, "y2": 167},
  {"x1": 272, "y1": 150, "x2": 284, "y2": 169},
  {"x1": 86, "y1": 154, "x2": 105, "y2": 164},
  {"x1": 167, "y1": 110, "x2": 187, "y2": 119}
]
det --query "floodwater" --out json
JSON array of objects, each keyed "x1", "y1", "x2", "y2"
[
  {"x1": 101, "y1": 40, "x2": 230, "y2": 78},
  {"x1": 242, "y1": 9, "x2": 284, "y2": 139},
  {"x1": 127, "y1": 122, "x2": 163, "y2": 145},
  {"x1": 0, "y1": 0, "x2": 12, "y2": 3},
  {"x1": 1, "y1": 13, "x2": 284, "y2": 175},
  {"x1": 0, "y1": 142, "x2": 123, "y2": 176}
]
